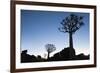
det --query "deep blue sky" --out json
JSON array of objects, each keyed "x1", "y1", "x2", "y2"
[{"x1": 21, "y1": 10, "x2": 90, "y2": 58}]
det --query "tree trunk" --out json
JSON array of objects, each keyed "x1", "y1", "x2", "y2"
[
  {"x1": 69, "y1": 32, "x2": 74, "y2": 59},
  {"x1": 47, "y1": 52, "x2": 50, "y2": 60},
  {"x1": 69, "y1": 32, "x2": 73, "y2": 48}
]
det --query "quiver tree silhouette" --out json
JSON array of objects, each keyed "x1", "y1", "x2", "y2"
[
  {"x1": 59, "y1": 14, "x2": 84, "y2": 48},
  {"x1": 45, "y1": 44, "x2": 56, "y2": 60}
]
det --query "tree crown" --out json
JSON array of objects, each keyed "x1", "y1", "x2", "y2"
[
  {"x1": 45, "y1": 44, "x2": 56, "y2": 53},
  {"x1": 59, "y1": 14, "x2": 84, "y2": 34}
]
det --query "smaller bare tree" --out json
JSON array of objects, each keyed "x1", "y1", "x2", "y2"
[{"x1": 45, "y1": 44, "x2": 56, "y2": 59}]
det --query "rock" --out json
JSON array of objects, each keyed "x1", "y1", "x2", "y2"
[{"x1": 51, "y1": 47, "x2": 76, "y2": 61}]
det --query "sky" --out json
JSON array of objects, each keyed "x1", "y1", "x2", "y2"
[{"x1": 21, "y1": 9, "x2": 90, "y2": 58}]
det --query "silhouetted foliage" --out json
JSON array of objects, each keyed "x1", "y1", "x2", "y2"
[
  {"x1": 59, "y1": 14, "x2": 84, "y2": 48},
  {"x1": 45, "y1": 44, "x2": 56, "y2": 60},
  {"x1": 37, "y1": 55, "x2": 46, "y2": 62}
]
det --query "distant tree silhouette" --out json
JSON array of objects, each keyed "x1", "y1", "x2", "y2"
[
  {"x1": 45, "y1": 44, "x2": 56, "y2": 60},
  {"x1": 59, "y1": 14, "x2": 84, "y2": 48}
]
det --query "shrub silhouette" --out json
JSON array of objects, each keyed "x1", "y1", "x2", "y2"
[{"x1": 37, "y1": 55, "x2": 46, "y2": 62}]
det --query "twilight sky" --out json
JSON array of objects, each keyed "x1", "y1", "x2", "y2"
[{"x1": 21, "y1": 10, "x2": 90, "y2": 58}]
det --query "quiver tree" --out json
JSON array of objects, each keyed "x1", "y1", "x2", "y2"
[
  {"x1": 59, "y1": 14, "x2": 84, "y2": 48},
  {"x1": 45, "y1": 44, "x2": 56, "y2": 59}
]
